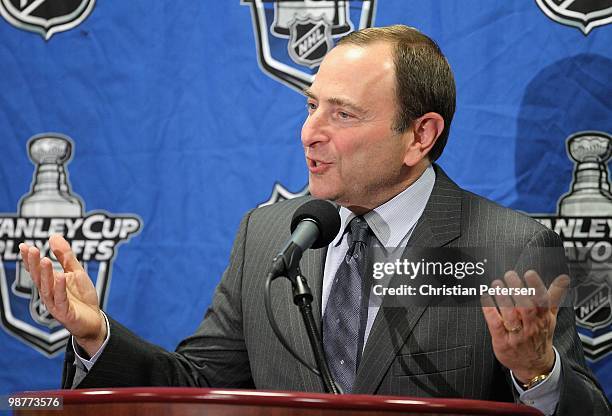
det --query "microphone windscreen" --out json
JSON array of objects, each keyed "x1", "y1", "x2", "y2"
[{"x1": 290, "y1": 199, "x2": 341, "y2": 249}]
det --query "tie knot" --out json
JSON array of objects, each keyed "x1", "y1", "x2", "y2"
[{"x1": 347, "y1": 216, "x2": 370, "y2": 246}]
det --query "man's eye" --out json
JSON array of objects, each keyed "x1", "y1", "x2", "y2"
[
  {"x1": 338, "y1": 111, "x2": 352, "y2": 119},
  {"x1": 306, "y1": 102, "x2": 317, "y2": 112}
]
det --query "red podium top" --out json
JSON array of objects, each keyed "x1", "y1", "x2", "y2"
[{"x1": 14, "y1": 387, "x2": 543, "y2": 416}]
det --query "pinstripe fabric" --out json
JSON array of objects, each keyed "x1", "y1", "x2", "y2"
[{"x1": 62, "y1": 165, "x2": 610, "y2": 415}]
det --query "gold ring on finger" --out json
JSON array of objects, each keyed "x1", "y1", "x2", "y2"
[{"x1": 503, "y1": 322, "x2": 523, "y2": 333}]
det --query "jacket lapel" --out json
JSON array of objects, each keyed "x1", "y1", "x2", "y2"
[
  {"x1": 302, "y1": 246, "x2": 327, "y2": 330},
  {"x1": 269, "y1": 200, "x2": 332, "y2": 391},
  {"x1": 267, "y1": 244, "x2": 327, "y2": 392},
  {"x1": 353, "y1": 165, "x2": 463, "y2": 394}
]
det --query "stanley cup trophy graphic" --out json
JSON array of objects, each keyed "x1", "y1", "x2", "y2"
[
  {"x1": 12, "y1": 135, "x2": 84, "y2": 327},
  {"x1": 560, "y1": 132, "x2": 612, "y2": 217}
]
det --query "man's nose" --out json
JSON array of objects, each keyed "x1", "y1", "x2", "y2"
[{"x1": 301, "y1": 111, "x2": 329, "y2": 148}]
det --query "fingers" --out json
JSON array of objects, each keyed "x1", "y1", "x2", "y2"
[
  {"x1": 496, "y1": 270, "x2": 565, "y2": 338},
  {"x1": 549, "y1": 274, "x2": 570, "y2": 315},
  {"x1": 54, "y1": 272, "x2": 69, "y2": 316},
  {"x1": 37, "y1": 257, "x2": 74, "y2": 320},
  {"x1": 18, "y1": 243, "x2": 30, "y2": 271},
  {"x1": 19, "y1": 239, "x2": 78, "y2": 324},
  {"x1": 49, "y1": 234, "x2": 84, "y2": 273},
  {"x1": 524, "y1": 270, "x2": 549, "y2": 311},
  {"x1": 503, "y1": 271, "x2": 531, "y2": 309},
  {"x1": 481, "y1": 295, "x2": 506, "y2": 339},
  {"x1": 525, "y1": 270, "x2": 550, "y2": 327},
  {"x1": 491, "y1": 278, "x2": 522, "y2": 331},
  {"x1": 484, "y1": 270, "x2": 562, "y2": 378},
  {"x1": 39, "y1": 257, "x2": 55, "y2": 310},
  {"x1": 504, "y1": 270, "x2": 539, "y2": 327},
  {"x1": 27, "y1": 246, "x2": 42, "y2": 286}
]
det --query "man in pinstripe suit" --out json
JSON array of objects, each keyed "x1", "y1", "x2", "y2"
[{"x1": 20, "y1": 25, "x2": 609, "y2": 415}]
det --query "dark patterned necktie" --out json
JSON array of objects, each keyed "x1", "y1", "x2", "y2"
[{"x1": 322, "y1": 216, "x2": 370, "y2": 393}]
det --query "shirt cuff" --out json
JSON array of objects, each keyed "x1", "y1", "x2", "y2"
[
  {"x1": 71, "y1": 311, "x2": 110, "y2": 372},
  {"x1": 511, "y1": 347, "x2": 562, "y2": 416}
]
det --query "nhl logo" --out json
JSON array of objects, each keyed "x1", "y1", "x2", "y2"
[
  {"x1": 288, "y1": 16, "x2": 333, "y2": 68},
  {"x1": 575, "y1": 283, "x2": 611, "y2": 331},
  {"x1": 0, "y1": 0, "x2": 96, "y2": 40},
  {"x1": 242, "y1": 0, "x2": 377, "y2": 93},
  {"x1": 535, "y1": 0, "x2": 612, "y2": 35}
]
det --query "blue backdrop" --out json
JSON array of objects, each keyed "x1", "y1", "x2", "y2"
[{"x1": 0, "y1": 0, "x2": 610, "y2": 399}]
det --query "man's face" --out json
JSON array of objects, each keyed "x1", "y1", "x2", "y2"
[{"x1": 301, "y1": 42, "x2": 413, "y2": 211}]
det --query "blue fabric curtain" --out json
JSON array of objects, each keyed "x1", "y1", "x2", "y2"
[{"x1": 0, "y1": 0, "x2": 610, "y2": 398}]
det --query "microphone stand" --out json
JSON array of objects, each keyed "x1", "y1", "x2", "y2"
[{"x1": 271, "y1": 251, "x2": 341, "y2": 394}]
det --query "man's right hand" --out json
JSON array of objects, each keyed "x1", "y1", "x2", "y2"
[{"x1": 19, "y1": 234, "x2": 106, "y2": 357}]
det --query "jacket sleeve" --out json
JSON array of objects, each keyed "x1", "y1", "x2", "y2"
[{"x1": 62, "y1": 210, "x2": 255, "y2": 389}]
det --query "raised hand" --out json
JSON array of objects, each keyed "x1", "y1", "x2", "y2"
[
  {"x1": 481, "y1": 270, "x2": 570, "y2": 386},
  {"x1": 19, "y1": 234, "x2": 106, "y2": 357}
]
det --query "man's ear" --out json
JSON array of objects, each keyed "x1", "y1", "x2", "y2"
[{"x1": 403, "y1": 112, "x2": 445, "y2": 166}]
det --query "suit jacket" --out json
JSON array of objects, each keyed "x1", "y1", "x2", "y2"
[{"x1": 62, "y1": 166, "x2": 610, "y2": 415}]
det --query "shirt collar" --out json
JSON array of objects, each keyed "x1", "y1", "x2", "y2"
[{"x1": 331, "y1": 165, "x2": 436, "y2": 248}]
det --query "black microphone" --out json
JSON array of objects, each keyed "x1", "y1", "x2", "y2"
[
  {"x1": 265, "y1": 199, "x2": 343, "y2": 394},
  {"x1": 271, "y1": 199, "x2": 341, "y2": 276}
]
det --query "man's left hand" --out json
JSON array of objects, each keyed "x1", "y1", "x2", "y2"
[{"x1": 481, "y1": 270, "x2": 570, "y2": 385}]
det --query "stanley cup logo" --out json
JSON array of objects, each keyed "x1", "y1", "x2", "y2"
[
  {"x1": 556, "y1": 132, "x2": 612, "y2": 337},
  {"x1": 13, "y1": 136, "x2": 83, "y2": 327},
  {"x1": 532, "y1": 131, "x2": 612, "y2": 359},
  {"x1": 0, "y1": 132, "x2": 141, "y2": 356}
]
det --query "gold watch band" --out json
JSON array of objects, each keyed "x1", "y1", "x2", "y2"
[{"x1": 522, "y1": 373, "x2": 550, "y2": 390}]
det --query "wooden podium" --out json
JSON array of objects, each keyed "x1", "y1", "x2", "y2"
[{"x1": 14, "y1": 387, "x2": 543, "y2": 415}]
